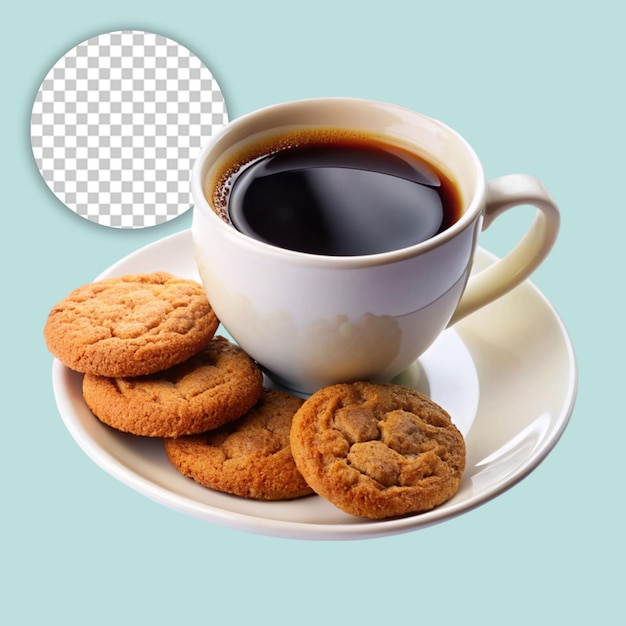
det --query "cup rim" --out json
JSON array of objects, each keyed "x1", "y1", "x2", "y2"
[{"x1": 191, "y1": 97, "x2": 486, "y2": 268}]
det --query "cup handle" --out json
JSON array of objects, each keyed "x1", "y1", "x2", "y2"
[{"x1": 448, "y1": 174, "x2": 560, "y2": 325}]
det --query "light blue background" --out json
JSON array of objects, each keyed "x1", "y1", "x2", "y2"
[{"x1": 2, "y1": 1, "x2": 623, "y2": 623}]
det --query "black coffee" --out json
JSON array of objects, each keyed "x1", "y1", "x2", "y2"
[{"x1": 223, "y1": 135, "x2": 461, "y2": 256}]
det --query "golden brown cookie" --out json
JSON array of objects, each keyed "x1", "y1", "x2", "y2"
[
  {"x1": 290, "y1": 382, "x2": 466, "y2": 519},
  {"x1": 165, "y1": 388, "x2": 314, "y2": 500},
  {"x1": 82, "y1": 336, "x2": 263, "y2": 437},
  {"x1": 44, "y1": 271, "x2": 219, "y2": 377}
]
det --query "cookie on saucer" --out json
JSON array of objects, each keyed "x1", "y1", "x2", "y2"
[
  {"x1": 82, "y1": 336, "x2": 264, "y2": 437},
  {"x1": 44, "y1": 271, "x2": 219, "y2": 377},
  {"x1": 290, "y1": 382, "x2": 466, "y2": 519},
  {"x1": 165, "y1": 388, "x2": 314, "y2": 500}
]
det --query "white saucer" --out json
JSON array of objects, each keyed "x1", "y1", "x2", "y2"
[{"x1": 51, "y1": 230, "x2": 577, "y2": 540}]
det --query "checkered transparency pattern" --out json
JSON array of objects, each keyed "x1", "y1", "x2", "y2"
[{"x1": 30, "y1": 30, "x2": 228, "y2": 228}]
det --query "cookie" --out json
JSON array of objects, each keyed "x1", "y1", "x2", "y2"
[
  {"x1": 290, "y1": 382, "x2": 466, "y2": 519},
  {"x1": 165, "y1": 388, "x2": 314, "y2": 500},
  {"x1": 82, "y1": 336, "x2": 263, "y2": 437},
  {"x1": 44, "y1": 271, "x2": 219, "y2": 377}
]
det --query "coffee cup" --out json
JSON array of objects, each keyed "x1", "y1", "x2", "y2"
[{"x1": 190, "y1": 97, "x2": 559, "y2": 393}]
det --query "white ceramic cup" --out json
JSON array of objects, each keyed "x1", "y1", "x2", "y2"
[{"x1": 191, "y1": 98, "x2": 560, "y2": 393}]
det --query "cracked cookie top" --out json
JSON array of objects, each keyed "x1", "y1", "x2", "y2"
[
  {"x1": 165, "y1": 388, "x2": 314, "y2": 500},
  {"x1": 290, "y1": 382, "x2": 466, "y2": 519},
  {"x1": 44, "y1": 271, "x2": 219, "y2": 377},
  {"x1": 82, "y1": 336, "x2": 264, "y2": 437}
]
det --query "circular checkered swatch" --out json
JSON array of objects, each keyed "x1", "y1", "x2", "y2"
[{"x1": 31, "y1": 30, "x2": 228, "y2": 228}]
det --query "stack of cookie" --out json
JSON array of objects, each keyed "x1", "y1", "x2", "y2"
[{"x1": 45, "y1": 271, "x2": 465, "y2": 519}]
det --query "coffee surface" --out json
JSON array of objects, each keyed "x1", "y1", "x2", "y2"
[{"x1": 226, "y1": 137, "x2": 461, "y2": 256}]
